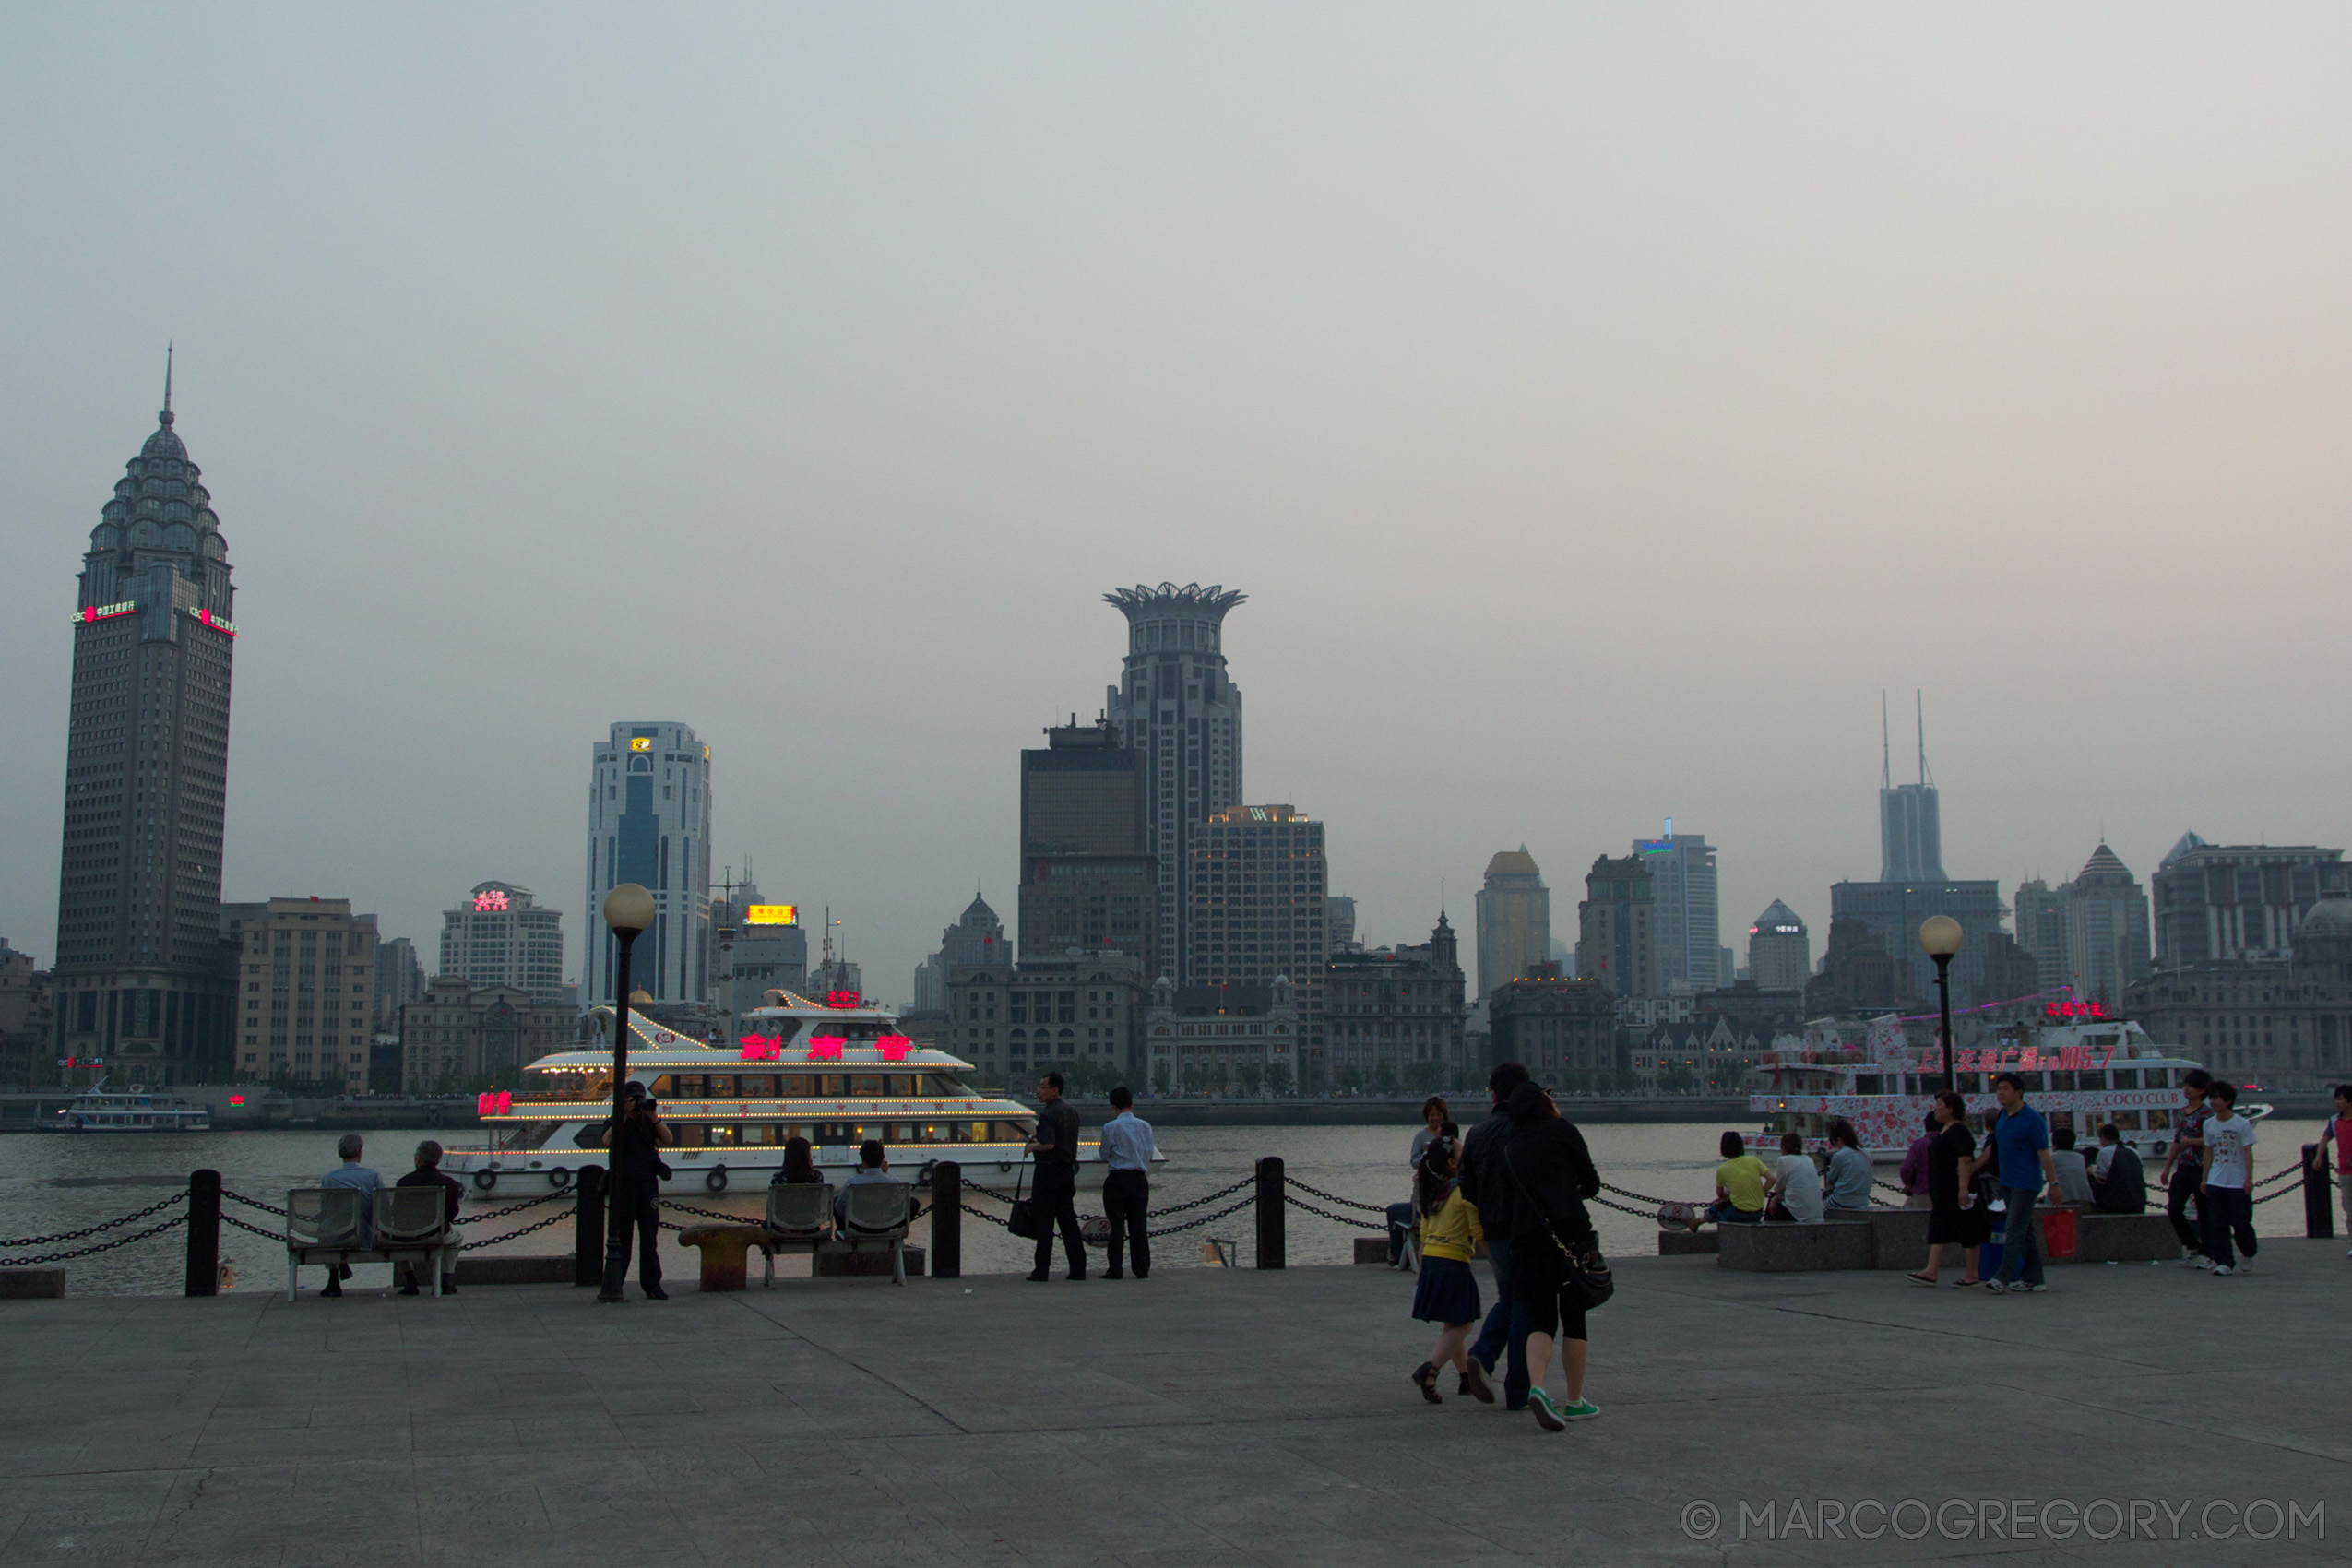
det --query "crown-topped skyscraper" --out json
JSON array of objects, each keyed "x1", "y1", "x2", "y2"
[
  {"x1": 1103, "y1": 582, "x2": 1244, "y2": 982},
  {"x1": 53, "y1": 359, "x2": 240, "y2": 1083}
]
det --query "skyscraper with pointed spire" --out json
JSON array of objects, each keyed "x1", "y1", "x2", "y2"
[
  {"x1": 53, "y1": 361, "x2": 240, "y2": 1083},
  {"x1": 1879, "y1": 690, "x2": 1943, "y2": 881}
]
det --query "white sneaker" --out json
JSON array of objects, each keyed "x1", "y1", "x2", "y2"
[
  {"x1": 2193, "y1": 1255, "x2": 2215, "y2": 1271},
  {"x1": 2179, "y1": 1250, "x2": 2204, "y2": 1267},
  {"x1": 2236, "y1": 1258, "x2": 2252, "y2": 1274},
  {"x1": 2212, "y1": 1265, "x2": 2234, "y2": 1277}
]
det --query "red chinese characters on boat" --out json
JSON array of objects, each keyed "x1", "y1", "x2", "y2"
[
  {"x1": 876, "y1": 1034, "x2": 912, "y2": 1062},
  {"x1": 739, "y1": 1037, "x2": 782, "y2": 1062},
  {"x1": 808, "y1": 1036, "x2": 846, "y2": 1061}
]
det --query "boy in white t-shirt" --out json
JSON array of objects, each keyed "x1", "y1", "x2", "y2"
[
  {"x1": 1766, "y1": 1132, "x2": 1825, "y2": 1223},
  {"x1": 2199, "y1": 1081, "x2": 2260, "y2": 1276}
]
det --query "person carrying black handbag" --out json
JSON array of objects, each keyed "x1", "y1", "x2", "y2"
[
  {"x1": 1500, "y1": 1080, "x2": 1607, "y2": 1431},
  {"x1": 1022, "y1": 1072, "x2": 1087, "y2": 1281}
]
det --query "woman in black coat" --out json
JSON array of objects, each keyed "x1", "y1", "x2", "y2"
[
  {"x1": 1502, "y1": 1080, "x2": 1603, "y2": 1429},
  {"x1": 1908, "y1": 1089, "x2": 1989, "y2": 1287}
]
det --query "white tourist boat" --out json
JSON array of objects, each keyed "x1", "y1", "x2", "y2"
[
  {"x1": 50, "y1": 1078, "x2": 212, "y2": 1133},
  {"x1": 1752, "y1": 1008, "x2": 2270, "y2": 1163},
  {"x1": 441, "y1": 992, "x2": 1092, "y2": 1194}
]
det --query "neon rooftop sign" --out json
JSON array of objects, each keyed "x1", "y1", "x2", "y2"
[
  {"x1": 77, "y1": 602, "x2": 137, "y2": 624},
  {"x1": 472, "y1": 889, "x2": 511, "y2": 912}
]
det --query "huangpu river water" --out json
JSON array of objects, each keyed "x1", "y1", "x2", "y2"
[{"x1": 1, "y1": 1116, "x2": 2330, "y2": 1294}]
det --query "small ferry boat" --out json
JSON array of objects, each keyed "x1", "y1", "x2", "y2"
[
  {"x1": 1752, "y1": 1009, "x2": 2267, "y2": 1163},
  {"x1": 442, "y1": 991, "x2": 1093, "y2": 1194},
  {"x1": 51, "y1": 1079, "x2": 212, "y2": 1133}
]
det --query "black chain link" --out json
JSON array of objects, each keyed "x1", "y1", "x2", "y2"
[
  {"x1": 1146, "y1": 1176, "x2": 1255, "y2": 1218},
  {"x1": 1151, "y1": 1195, "x2": 1256, "y2": 1234},
  {"x1": 222, "y1": 1212, "x2": 282, "y2": 1241},
  {"x1": 0, "y1": 1211, "x2": 187, "y2": 1268},
  {"x1": 1283, "y1": 1179, "x2": 1386, "y2": 1216},
  {"x1": 460, "y1": 1209, "x2": 573, "y2": 1251},
  {"x1": 960, "y1": 1202, "x2": 1010, "y2": 1227},
  {"x1": 452, "y1": 1188, "x2": 570, "y2": 1223},
  {"x1": 220, "y1": 1188, "x2": 291, "y2": 1219},
  {"x1": 0, "y1": 1191, "x2": 185, "y2": 1251},
  {"x1": 659, "y1": 1199, "x2": 747, "y2": 1225},
  {"x1": 1282, "y1": 1194, "x2": 1374, "y2": 1228}
]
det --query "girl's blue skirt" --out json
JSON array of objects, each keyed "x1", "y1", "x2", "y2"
[{"x1": 1411, "y1": 1254, "x2": 1480, "y2": 1324}]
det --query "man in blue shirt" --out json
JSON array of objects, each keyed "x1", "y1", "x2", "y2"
[
  {"x1": 1985, "y1": 1072, "x2": 2060, "y2": 1294},
  {"x1": 1099, "y1": 1086, "x2": 1156, "y2": 1280},
  {"x1": 318, "y1": 1134, "x2": 383, "y2": 1298}
]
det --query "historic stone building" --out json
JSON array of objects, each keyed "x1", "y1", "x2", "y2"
[
  {"x1": 2150, "y1": 835, "x2": 2351, "y2": 968},
  {"x1": 1575, "y1": 855, "x2": 1655, "y2": 1000},
  {"x1": 219, "y1": 898, "x2": 377, "y2": 1090},
  {"x1": 1475, "y1": 849, "x2": 1550, "y2": 1005},
  {"x1": 52, "y1": 374, "x2": 240, "y2": 1084},
  {"x1": 1487, "y1": 968, "x2": 1619, "y2": 1087},
  {"x1": 913, "y1": 894, "x2": 1003, "y2": 1014},
  {"x1": 947, "y1": 953, "x2": 1148, "y2": 1087},
  {"x1": 1324, "y1": 915, "x2": 1467, "y2": 1091},
  {"x1": 2122, "y1": 897, "x2": 2352, "y2": 1094},
  {"x1": 398, "y1": 977, "x2": 574, "y2": 1094},
  {"x1": 1145, "y1": 975, "x2": 1300, "y2": 1097}
]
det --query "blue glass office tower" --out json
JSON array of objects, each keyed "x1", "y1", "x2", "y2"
[{"x1": 586, "y1": 722, "x2": 711, "y2": 1007}]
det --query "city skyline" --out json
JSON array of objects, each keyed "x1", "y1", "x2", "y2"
[{"x1": 7, "y1": 12, "x2": 2352, "y2": 1005}]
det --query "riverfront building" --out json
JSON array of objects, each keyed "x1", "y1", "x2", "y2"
[
  {"x1": 1018, "y1": 718, "x2": 1158, "y2": 978},
  {"x1": 584, "y1": 721, "x2": 712, "y2": 1010},
  {"x1": 947, "y1": 953, "x2": 1148, "y2": 1086},
  {"x1": 1637, "y1": 832, "x2": 1722, "y2": 990},
  {"x1": 220, "y1": 898, "x2": 376, "y2": 1089},
  {"x1": 1576, "y1": 855, "x2": 1656, "y2": 1001},
  {"x1": 2124, "y1": 897, "x2": 2352, "y2": 1094},
  {"x1": 52, "y1": 377, "x2": 240, "y2": 1083},
  {"x1": 1745, "y1": 901, "x2": 1811, "y2": 992},
  {"x1": 438, "y1": 882, "x2": 565, "y2": 1003},
  {"x1": 2150, "y1": 835, "x2": 2351, "y2": 968},
  {"x1": 1144, "y1": 975, "x2": 1300, "y2": 1097},
  {"x1": 913, "y1": 895, "x2": 1003, "y2": 1013},
  {"x1": 1324, "y1": 915, "x2": 1467, "y2": 1091},
  {"x1": 398, "y1": 976, "x2": 574, "y2": 1093},
  {"x1": 1103, "y1": 583, "x2": 1245, "y2": 983},
  {"x1": 1475, "y1": 849, "x2": 1550, "y2": 1005},
  {"x1": 1487, "y1": 968, "x2": 1618, "y2": 1086},
  {"x1": 1187, "y1": 805, "x2": 1328, "y2": 1085}
]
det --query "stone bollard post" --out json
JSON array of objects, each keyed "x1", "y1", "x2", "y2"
[
  {"x1": 2304, "y1": 1145, "x2": 2334, "y2": 1240},
  {"x1": 184, "y1": 1168, "x2": 221, "y2": 1298},
  {"x1": 574, "y1": 1164, "x2": 608, "y2": 1286},
  {"x1": 1254, "y1": 1156, "x2": 1285, "y2": 1270},
  {"x1": 931, "y1": 1160, "x2": 961, "y2": 1279}
]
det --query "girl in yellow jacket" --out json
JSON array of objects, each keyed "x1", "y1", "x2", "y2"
[{"x1": 1410, "y1": 1135, "x2": 1494, "y2": 1404}]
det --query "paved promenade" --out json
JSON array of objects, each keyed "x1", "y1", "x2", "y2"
[{"x1": 3, "y1": 1242, "x2": 2345, "y2": 1565}]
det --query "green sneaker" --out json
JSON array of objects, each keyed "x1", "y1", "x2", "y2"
[
  {"x1": 1560, "y1": 1399, "x2": 1601, "y2": 1421},
  {"x1": 1527, "y1": 1389, "x2": 1566, "y2": 1431}
]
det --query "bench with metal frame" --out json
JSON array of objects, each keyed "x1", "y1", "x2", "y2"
[{"x1": 283, "y1": 1187, "x2": 455, "y2": 1301}]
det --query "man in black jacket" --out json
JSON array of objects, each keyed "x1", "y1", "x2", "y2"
[
  {"x1": 1459, "y1": 1062, "x2": 1530, "y2": 1408},
  {"x1": 1024, "y1": 1072, "x2": 1087, "y2": 1281}
]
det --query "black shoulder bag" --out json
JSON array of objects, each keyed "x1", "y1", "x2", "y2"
[
  {"x1": 1504, "y1": 1138, "x2": 1614, "y2": 1312},
  {"x1": 1006, "y1": 1162, "x2": 1041, "y2": 1240}
]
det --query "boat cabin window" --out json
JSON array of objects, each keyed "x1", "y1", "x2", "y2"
[
  {"x1": 495, "y1": 1123, "x2": 560, "y2": 1151},
  {"x1": 2108, "y1": 1111, "x2": 2143, "y2": 1131},
  {"x1": 1855, "y1": 1075, "x2": 1883, "y2": 1095},
  {"x1": 850, "y1": 1075, "x2": 885, "y2": 1097},
  {"x1": 2146, "y1": 1107, "x2": 2173, "y2": 1129},
  {"x1": 2049, "y1": 1071, "x2": 2076, "y2": 1092}
]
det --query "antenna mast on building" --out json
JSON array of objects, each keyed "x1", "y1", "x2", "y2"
[
  {"x1": 1916, "y1": 689, "x2": 1933, "y2": 787},
  {"x1": 1881, "y1": 690, "x2": 1892, "y2": 790}
]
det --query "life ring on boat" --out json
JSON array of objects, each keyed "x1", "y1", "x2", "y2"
[
  {"x1": 473, "y1": 1169, "x2": 498, "y2": 1193},
  {"x1": 548, "y1": 1167, "x2": 572, "y2": 1191},
  {"x1": 705, "y1": 1166, "x2": 729, "y2": 1193}
]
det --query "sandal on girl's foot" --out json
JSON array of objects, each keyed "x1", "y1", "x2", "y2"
[
  {"x1": 1461, "y1": 1358, "x2": 1496, "y2": 1404},
  {"x1": 1527, "y1": 1389, "x2": 1566, "y2": 1431},
  {"x1": 1905, "y1": 1272, "x2": 1939, "y2": 1288},
  {"x1": 1411, "y1": 1362, "x2": 1442, "y2": 1404}
]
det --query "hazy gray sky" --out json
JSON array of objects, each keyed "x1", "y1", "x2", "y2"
[{"x1": 6, "y1": 6, "x2": 2350, "y2": 1000}]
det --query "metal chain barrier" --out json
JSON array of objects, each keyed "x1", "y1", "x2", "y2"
[
  {"x1": 1146, "y1": 1176, "x2": 1254, "y2": 1218},
  {"x1": 452, "y1": 1188, "x2": 570, "y2": 1223},
  {"x1": 0, "y1": 1192, "x2": 185, "y2": 1251},
  {"x1": 960, "y1": 1202, "x2": 1010, "y2": 1227},
  {"x1": 1150, "y1": 1194, "x2": 1256, "y2": 1234},
  {"x1": 220, "y1": 1189, "x2": 291, "y2": 1219},
  {"x1": 1283, "y1": 1193, "x2": 1376, "y2": 1228},
  {"x1": 659, "y1": 1199, "x2": 748, "y2": 1225},
  {"x1": 1283, "y1": 1179, "x2": 1387, "y2": 1216},
  {"x1": 461, "y1": 1209, "x2": 575, "y2": 1250},
  {"x1": 0, "y1": 1211, "x2": 187, "y2": 1269},
  {"x1": 222, "y1": 1212, "x2": 282, "y2": 1242}
]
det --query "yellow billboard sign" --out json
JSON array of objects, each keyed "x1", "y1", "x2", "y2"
[{"x1": 745, "y1": 904, "x2": 800, "y2": 926}]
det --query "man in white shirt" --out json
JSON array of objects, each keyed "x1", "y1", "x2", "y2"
[
  {"x1": 2199, "y1": 1082, "x2": 2260, "y2": 1276},
  {"x1": 1766, "y1": 1133, "x2": 1825, "y2": 1223},
  {"x1": 1099, "y1": 1086, "x2": 1156, "y2": 1279}
]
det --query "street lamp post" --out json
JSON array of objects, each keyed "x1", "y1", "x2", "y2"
[
  {"x1": 598, "y1": 883, "x2": 657, "y2": 1302},
  {"x1": 1918, "y1": 916, "x2": 1965, "y2": 1093}
]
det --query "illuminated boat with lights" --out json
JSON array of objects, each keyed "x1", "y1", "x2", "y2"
[
  {"x1": 50, "y1": 1078, "x2": 212, "y2": 1133},
  {"x1": 441, "y1": 991, "x2": 1099, "y2": 1194},
  {"x1": 1752, "y1": 1004, "x2": 2269, "y2": 1164}
]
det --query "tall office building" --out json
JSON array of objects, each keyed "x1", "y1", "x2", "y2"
[
  {"x1": 914, "y1": 894, "x2": 1004, "y2": 1012},
  {"x1": 438, "y1": 881, "x2": 566, "y2": 1002},
  {"x1": 712, "y1": 887, "x2": 809, "y2": 1021},
  {"x1": 2061, "y1": 844, "x2": 2152, "y2": 1004},
  {"x1": 2013, "y1": 878, "x2": 2067, "y2": 987},
  {"x1": 585, "y1": 722, "x2": 712, "y2": 1007},
  {"x1": 1829, "y1": 878, "x2": 2003, "y2": 1006},
  {"x1": 1879, "y1": 693, "x2": 1944, "y2": 881},
  {"x1": 2150, "y1": 835, "x2": 2351, "y2": 968},
  {"x1": 1746, "y1": 900, "x2": 1811, "y2": 992},
  {"x1": 220, "y1": 897, "x2": 375, "y2": 1087},
  {"x1": 374, "y1": 936, "x2": 426, "y2": 1027},
  {"x1": 1019, "y1": 718, "x2": 1158, "y2": 976},
  {"x1": 1103, "y1": 583, "x2": 1245, "y2": 981},
  {"x1": 1187, "y1": 805, "x2": 1328, "y2": 1085},
  {"x1": 52, "y1": 374, "x2": 240, "y2": 1084},
  {"x1": 1575, "y1": 855, "x2": 1656, "y2": 1000},
  {"x1": 1636, "y1": 830, "x2": 1720, "y2": 989},
  {"x1": 1475, "y1": 849, "x2": 1551, "y2": 1005}
]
